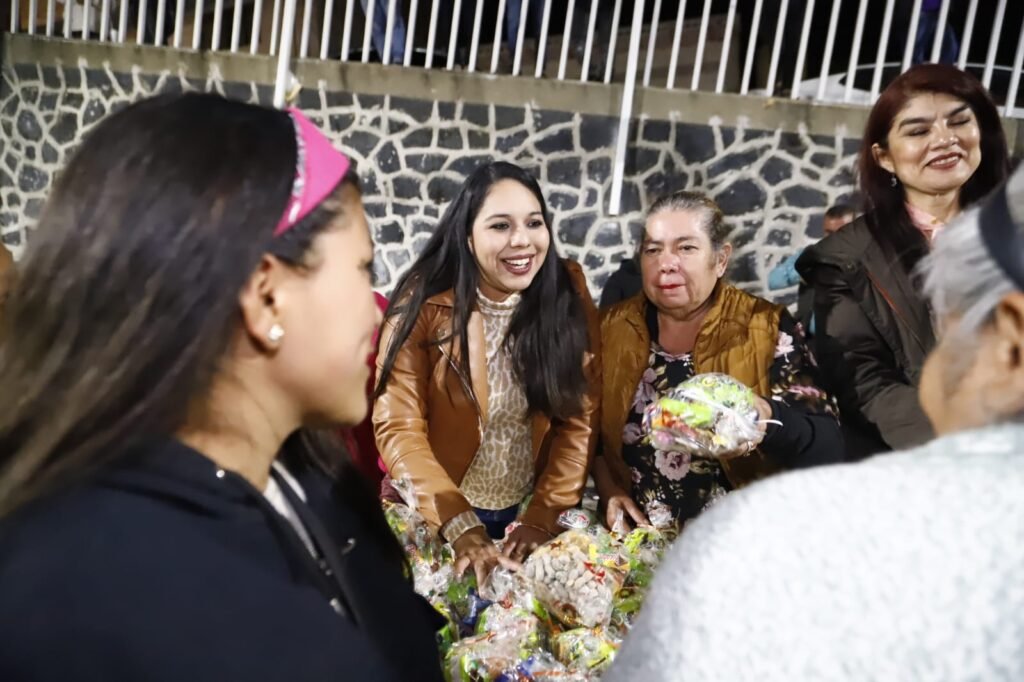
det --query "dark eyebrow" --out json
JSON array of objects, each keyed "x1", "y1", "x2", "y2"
[
  {"x1": 484, "y1": 211, "x2": 544, "y2": 221},
  {"x1": 945, "y1": 103, "x2": 971, "y2": 118},
  {"x1": 898, "y1": 104, "x2": 971, "y2": 129}
]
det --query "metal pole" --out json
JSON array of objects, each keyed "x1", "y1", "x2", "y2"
[
  {"x1": 609, "y1": 0, "x2": 645, "y2": 216},
  {"x1": 273, "y1": 0, "x2": 299, "y2": 107}
]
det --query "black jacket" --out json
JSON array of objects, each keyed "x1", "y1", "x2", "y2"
[
  {"x1": 0, "y1": 438, "x2": 444, "y2": 682},
  {"x1": 600, "y1": 258, "x2": 643, "y2": 309},
  {"x1": 796, "y1": 216, "x2": 936, "y2": 459}
]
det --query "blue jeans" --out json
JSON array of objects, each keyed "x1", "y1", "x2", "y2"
[
  {"x1": 473, "y1": 504, "x2": 520, "y2": 540},
  {"x1": 360, "y1": 0, "x2": 407, "y2": 63}
]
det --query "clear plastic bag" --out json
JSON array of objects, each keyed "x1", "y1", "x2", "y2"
[
  {"x1": 522, "y1": 529, "x2": 628, "y2": 629},
  {"x1": 551, "y1": 627, "x2": 620, "y2": 674},
  {"x1": 643, "y1": 372, "x2": 764, "y2": 457}
]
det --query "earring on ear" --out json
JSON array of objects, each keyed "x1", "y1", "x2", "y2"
[
  {"x1": 267, "y1": 324, "x2": 285, "y2": 344},
  {"x1": 891, "y1": 173, "x2": 899, "y2": 188}
]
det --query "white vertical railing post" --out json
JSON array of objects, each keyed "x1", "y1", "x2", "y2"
[
  {"x1": 298, "y1": 0, "x2": 313, "y2": 57},
  {"x1": 251, "y1": 0, "x2": 265, "y2": 53},
  {"x1": 445, "y1": 0, "x2": 463, "y2": 70},
  {"x1": 1003, "y1": 17, "x2": 1024, "y2": 118},
  {"x1": 557, "y1": 0, "x2": 576, "y2": 80},
  {"x1": 765, "y1": 0, "x2": 790, "y2": 96},
  {"x1": 99, "y1": 0, "x2": 111, "y2": 40},
  {"x1": 81, "y1": 0, "x2": 91, "y2": 39},
  {"x1": 715, "y1": 0, "x2": 738, "y2": 93},
  {"x1": 46, "y1": 0, "x2": 56, "y2": 36},
  {"x1": 490, "y1": 0, "x2": 507, "y2": 74},
  {"x1": 361, "y1": 0, "x2": 375, "y2": 62},
  {"x1": 609, "y1": 0, "x2": 645, "y2": 216},
  {"x1": 154, "y1": 0, "x2": 167, "y2": 44},
  {"x1": 816, "y1": 0, "x2": 842, "y2": 101},
  {"x1": 273, "y1": 0, "x2": 299, "y2": 107},
  {"x1": 425, "y1": 0, "x2": 440, "y2": 68},
  {"x1": 666, "y1": 0, "x2": 687, "y2": 89},
  {"x1": 340, "y1": 0, "x2": 354, "y2": 60},
  {"x1": 513, "y1": 0, "x2": 530, "y2": 76},
  {"x1": 193, "y1": 0, "x2": 206, "y2": 49},
  {"x1": 403, "y1": 0, "x2": 419, "y2": 66},
  {"x1": 982, "y1": 0, "x2": 1008, "y2": 89},
  {"x1": 173, "y1": 0, "x2": 185, "y2": 46},
  {"x1": 27, "y1": 0, "x2": 36, "y2": 34},
  {"x1": 870, "y1": 0, "x2": 896, "y2": 100},
  {"x1": 536, "y1": 0, "x2": 553, "y2": 78},
  {"x1": 580, "y1": 0, "x2": 599, "y2": 82},
  {"x1": 319, "y1": 0, "x2": 335, "y2": 59},
  {"x1": 899, "y1": 0, "x2": 923, "y2": 73},
  {"x1": 790, "y1": 0, "x2": 814, "y2": 98},
  {"x1": 843, "y1": 0, "x2": 868, "y2": 102},
  {"x1": 382, "y1": 0, "x2": 397, "y2": 64},
  {"x1": 739, "y1": 0, "x2": 762, "y2": 94},
  {"x1": 929, "y1": 0, "x2": 951, "y2": 64},
  {"x1": 691, "y1": 0, "x2": 712, "y2": 90},
  {"x1": 642, "y1": 0, "x2": 663, "y2": 87},
  {"x1": 10, "y1": 0, "x2": 18, "y2": 33},
  {"x1": 603, "y1": 0, "x2": 622, "y2": 84},
  {"x1": 231, "y1": 0, "x2": 245, "y2": 51},
  {"x1": 467, "y1": 0, "x2": 484, "y2": 72},
  {"x1": 957, "y1": 0, "x2": 980, "y2": 71},
  {"x1": 211, "y1": 0, "x2": 225, "y2": 50}
]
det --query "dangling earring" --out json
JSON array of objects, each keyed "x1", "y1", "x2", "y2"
[
  {"x1": 890, "y1": 174, "x2": 899, "y2": 188},
  {"x1": 267, "y1": 324, "x2": 285, "y2": 344}
]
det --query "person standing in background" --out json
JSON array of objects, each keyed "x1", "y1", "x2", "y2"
[{"x1": 767, "y1": 204, "x2": 856, "y2": 335}]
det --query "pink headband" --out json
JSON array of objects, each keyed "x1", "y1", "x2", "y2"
[{"x1": 274, "y1": 108, "x2": 352, "y2": 236}]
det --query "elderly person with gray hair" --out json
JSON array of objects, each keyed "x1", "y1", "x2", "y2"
[{"x1": 605, "y1": 167, "x2": 1024, "y2": 681}]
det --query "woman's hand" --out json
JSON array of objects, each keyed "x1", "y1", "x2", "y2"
[
  {"x1": 502, "y1": 524, "x2": 552, "y2": 563},
  {"x1": 453, "y1": 527, "x2": 521, "y2": 584},
  {"x1": 600, "y1": 489, "x2": 650, "y2": 532},
  {"x1": 718, "y1": 395, "x2": 773, "y2": 460}
]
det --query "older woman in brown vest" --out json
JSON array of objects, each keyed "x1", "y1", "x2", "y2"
[{"x1": 594, "y1": 191, "x2": 842, "y2": 530}]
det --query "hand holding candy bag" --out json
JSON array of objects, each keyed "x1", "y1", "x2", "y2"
[{"x1": 643, "y1": 373, "x2": 775, "y2": 458}]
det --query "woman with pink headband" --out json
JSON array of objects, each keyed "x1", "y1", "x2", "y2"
[{"x1": 0, "y1": 94, "x2": 444, "y2": 681}]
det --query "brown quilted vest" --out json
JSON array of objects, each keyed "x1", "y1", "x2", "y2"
[{"x1": 600, "y1": 282, "x2": 782, "y2": 490}]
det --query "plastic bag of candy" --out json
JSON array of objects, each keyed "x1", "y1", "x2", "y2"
[
  {"x1": 446, "y1": 572, "x2": 493, "y2": 637},
  {"x1": 445, "y1": 628, "x2": 559, "y2": 682},
  {"x1": 522, "y1": 529, "x2": 628, "y2": 629},
  {"x1": 551, "y1": 627, "x2": 620, "y2": 674},
  {"x1": 620, "y1": 526, "x2": 675, "y2": 588},
  {"x1": 643, "y1": 373, "x2": 763, "y2": 457},
  {"x1": 608, "y1": 587, "x2": 645, "y2": 635}
]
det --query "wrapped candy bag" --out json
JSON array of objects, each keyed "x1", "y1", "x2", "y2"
[
  {"x1": 551, "y1": 627, "x2": 620, "y2": 674},
  {"x1": 644, "y1": 373, "x2": 763, "y2": 457},
  {"x1": 522, "y1": 529, "x2": 628, "y2": 629},
  {"x1": 608, "y1": 587, "x2": 645, "y2": 635},
  {"x1": 446, "y1": 629, "x2": 558, "y2": 682},
  {"x1": 621, "y1": 526, "x2": 675, "y2": 588}
]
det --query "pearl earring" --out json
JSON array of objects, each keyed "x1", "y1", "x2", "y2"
[{"x1": 267, "y1": 324, "x2": 285, "y2": 344}]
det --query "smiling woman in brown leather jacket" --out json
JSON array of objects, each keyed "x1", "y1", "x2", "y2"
[
  {"x1": 595, "y1": 191, "x2": 841, "y2": 532},
  {"x1": 796, "y1": 65, "x2": 1010, "y2": 459},
  {"x1": 373, "y1": 162, "x2": 600, "y2": 582}
]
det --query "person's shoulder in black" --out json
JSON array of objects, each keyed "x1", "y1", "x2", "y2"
[{"x1": 600, "y1": 258, "x2": 643, "y2": 309}]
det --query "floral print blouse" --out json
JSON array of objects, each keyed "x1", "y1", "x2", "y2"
[{"x1": 622, "y1": 311, "x2": 839, "y2": 529}]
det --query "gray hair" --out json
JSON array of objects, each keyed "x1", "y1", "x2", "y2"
[
  {"x1": 921, "y1": 164, "x2": 1024, "y2": 335},
  {"x1": 646, "y1": 190, "x2": 730, "y2": 251}
]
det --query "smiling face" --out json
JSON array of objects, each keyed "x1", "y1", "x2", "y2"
[
  {"x1": 873, "y1": 92, "x2": 982, "y2": 201},
  {"x1": 640, "y1": 209, "x2": 731, "y2": 318},
  {"x1": 468, "y1": 179, "x2": 551, "y2": 301}
]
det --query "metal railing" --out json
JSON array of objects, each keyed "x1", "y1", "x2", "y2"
[{"x1": 7, "y1": 0, "x2": 1024, "y2": 211}]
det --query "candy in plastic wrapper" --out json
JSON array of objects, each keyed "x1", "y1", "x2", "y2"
[
  {"x1": 551, "y1": 627, "x2": 620, "y2": 674},
  {"x1": 496, "y1": 651, "x2": 589, "y2": 682},
  {"x1": 434, "y1": 599, "x2": 460, "y2": 655},
  {"x1": 557, "y1": 508, "x2": 595, "y2": 530},
  {"x1": 608, "y1": 587, "x2": 646, "y2": 635},
  {"x1": 621, "y1": 526, "x2": 675, "y2": 588},
  {"x1": 475, "y1": 604, "x2": 545, "y2": 650},
  {"x1": 445, "y1": 629, "x2": 554, "y2": 682},
  {"x1": 522, "y1": 529, "x2": 628, "y2": 629},
  {"x1": 447, "y1": 572, "x2": 493, "y2": 637},
  {"x1": 643, "y1": 372, "x2": 762, "y2": 457}
]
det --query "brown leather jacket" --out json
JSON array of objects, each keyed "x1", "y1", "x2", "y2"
[
  {"x1": 600, "y1": 283, "x2": 782, "y2": 492},
  {"x1": 373, "y1": 260, "x2": 601, "y2": 535}
]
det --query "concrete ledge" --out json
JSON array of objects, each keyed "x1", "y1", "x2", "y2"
[{"x1": 5, "y1": 32, "x2": 1023, "y2": 150}]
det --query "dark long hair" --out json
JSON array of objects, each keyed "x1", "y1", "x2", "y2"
[
  {"x1": 860, "y1": 63, "x2": 1010, "y2": 275},
  {"x1": 0, "y1": 93, "x2": 403, "y2": 568},
  {"x1": 375, "y1": 161, "x2": 590, "y2": 420}
]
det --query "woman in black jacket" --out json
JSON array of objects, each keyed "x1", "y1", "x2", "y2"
[
  {"x1": 797, "y1": 64, "x2": 1010, "y2": 459},
  {"x1": 0, "y1": 94, "x2": 443, "y2": 681}
]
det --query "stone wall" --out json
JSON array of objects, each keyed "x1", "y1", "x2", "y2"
[{"x1": 1, "y1": 47, "x2": 860, "y2": 301}]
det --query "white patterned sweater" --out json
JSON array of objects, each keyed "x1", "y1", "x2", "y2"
[{"x1": 607, "y1": 424, "x2": 1024, "y2": 682}]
